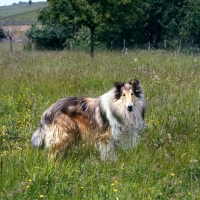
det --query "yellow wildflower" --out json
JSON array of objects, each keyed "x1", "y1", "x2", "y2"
[{"x1": 170, "y1": 173, "x2": 175, "y2": 177}]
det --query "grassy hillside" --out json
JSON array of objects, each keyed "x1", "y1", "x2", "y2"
[
  {"x1": 0, "y1": 48, "x2": 199, "y2": 199},
  {"x1": 0, "y1": 2, "x2": 48, "y2": 21}
]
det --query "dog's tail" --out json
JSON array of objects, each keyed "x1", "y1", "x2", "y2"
[{"x1": 31, "y1": 126, "x2": 45, "y2": 148}]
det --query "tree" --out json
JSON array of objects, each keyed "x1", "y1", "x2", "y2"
[
  {"x1": 178, "y1": 0, "x2": 200, "y2": 53},
  {"x1": 0, "y1": 20, "x2": 20, "y2": 52},
  {"x1": 132, "y1": 0, "x2": 175, "y2": 49},
  {"x1": 38, "y1": 0, "x2": 142, "y2": 57},
  {"x1": 96, "y1": 24, "x2": 136, "y2": 49},
  {"x1": 29, "y1": 0, "x2": 32, "y2": 5},
  {"x1": 1, "y1": 24, "x2": 13, "y2": 52},
  {"x1": 130, "y1": 0, "x2": 200, "y2": 50}
]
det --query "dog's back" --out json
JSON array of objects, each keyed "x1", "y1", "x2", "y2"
[{"x1": 31, "y1": 96, "x2": 106, "y2": 151}]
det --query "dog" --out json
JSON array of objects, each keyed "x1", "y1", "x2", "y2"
[{"x1": 31, "y1": 79, "x2": 146, "y2": 161}]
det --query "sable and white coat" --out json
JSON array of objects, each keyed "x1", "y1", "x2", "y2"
[{"x1": 31, "y1": 79, "x2": 146, "y2": 161}]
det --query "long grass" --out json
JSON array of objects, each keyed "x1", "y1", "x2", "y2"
[{"x1": 0, "y1": 48, "x2": 199, "y2": 199}]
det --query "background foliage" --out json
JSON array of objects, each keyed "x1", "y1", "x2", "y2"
[
  {"x1": 2, "y1": 1, "x2": 200, "y2": 53},
  {"x1": 37, "y1": 0, "x2": 142, "y2": 56},
  {"x1": 25, "y1": 23, "x2": 74, "y2": 50}
]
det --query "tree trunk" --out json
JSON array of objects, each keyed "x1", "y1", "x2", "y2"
[
  {"x1": 191, "y1": 37, "x2": 194, "y2": 56},
  {"x1": 147, "y1": 31, "x2": 153, "y2": 50},
  {"x1": 89, "y1": 27, "x2": 95, "y2": 58},
  {"x1": 123, "y1": 39, "x2": 126, "y2": 53},
  {"x1": 9, "y1": 32, "x2": 12, "y2": 52},
  {"x1": 154, "y1": 30, "x2": 161, "y2": 49},
  {"x1": 150, "y1": 32, "x2": 153, "y2": 50},
  {"x1": 177, "y1": 38, "x2": 182, "y2": 54},
  {"x1": 164, "y1": 38, "x2": 167, "y2": 48}
]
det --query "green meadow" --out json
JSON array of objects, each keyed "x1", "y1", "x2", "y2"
[
  {"x1": 0, "y1": 2, "x2": 47, "y2": 21},
  {"x1": 0, "y1": 45, "x2": 199, "y2": 199}
]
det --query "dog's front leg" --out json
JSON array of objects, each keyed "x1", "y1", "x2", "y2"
[{"x1": 99, "y1": 141, "x2": 117, "y2": 162}]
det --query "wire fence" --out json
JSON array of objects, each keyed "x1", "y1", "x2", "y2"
[{"x1": 0, "y1": 20, "x2": 37, "y2": 26}]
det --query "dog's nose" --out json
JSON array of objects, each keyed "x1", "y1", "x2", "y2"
[{"x1": 128, "y1": 105, "x2": 133, "y2": 112}]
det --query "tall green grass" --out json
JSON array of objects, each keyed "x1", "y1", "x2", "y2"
[{"x1": 0, "y1": 49, "x2": 199, "y2": 199}]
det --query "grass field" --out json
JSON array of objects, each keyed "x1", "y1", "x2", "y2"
[{"x1": 0, "y1": 47, "x2": 199, "y2": 199}]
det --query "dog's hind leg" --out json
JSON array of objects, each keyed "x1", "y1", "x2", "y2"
[{"x1": 44, "y1": 124, "x2": 77, "y2": 159}]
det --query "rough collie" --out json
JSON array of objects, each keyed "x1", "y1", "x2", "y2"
[{"x1": 31, "y1": 79, "x2": 146, "y2": 161}]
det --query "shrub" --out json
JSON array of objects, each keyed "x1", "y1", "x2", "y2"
[
  {"x1": 0, "y1": 27, "x2": 6, "y2": 39},
  {"x1": 25, "y1": 23, "x2": 74, "y2": 50}
]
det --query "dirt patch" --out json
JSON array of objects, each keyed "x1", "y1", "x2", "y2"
[{"x1": 1, "y1": 25, "x2": 31, "y2": 40}]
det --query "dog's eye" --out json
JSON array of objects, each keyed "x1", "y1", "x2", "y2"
[
  {"x1": 122, "y1": 94, "x2": 126, "y2": 97},
  {"x1": 131, "y1": 93, "x2": 134, "y2": 96}
]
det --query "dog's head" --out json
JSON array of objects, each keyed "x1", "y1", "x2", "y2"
[{"x1": 114, "y1": 79, "x2": 142, "y2": 112}]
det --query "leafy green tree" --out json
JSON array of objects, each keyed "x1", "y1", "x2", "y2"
[
  {"x1": 178, "y1": 0, "x2": 200, "y2": 51},
  {"x1": 96, "y1": 24, "x2": 136, "y2": 49},
  {"x1": 97, "y1": 0, "x2": 169, "y2": 50},
  {"x1": 133, "y1": 0, "x2": 177, "y2": 49},
  {"x1": 133, "y1": 0, "x2": 200, "y2": 50},
  {"x1": 95, "y1": 0, "x2": 199, "y2": 51},
  {"x1": 38, "y1": 0, "x2": 142, "y2": 57}
]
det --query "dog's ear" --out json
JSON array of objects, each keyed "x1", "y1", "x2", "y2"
[
  {"x1": 114, "y1": 81, "x2": 124, "y2": 88},
  {"x1": 114, "y1": 81, "x2": 124, "y2": 99},
  {"x1": 129, "y1": 79, "x2": 142, "y2": 97}
]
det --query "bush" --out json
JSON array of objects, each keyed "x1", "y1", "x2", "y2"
[
  {"x1": 0, "y1": 27, "x2": 6, "y2": 39},
  {"x1": 25, "y1": 23, "x2": 74, "y2": 50},
  {"x1": 65, "y1": 27, "x2": 106, "y2": 51}
]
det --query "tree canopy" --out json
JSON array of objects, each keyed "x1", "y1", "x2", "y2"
[
  {"x1": 97, "y1": 0, "x2": 200, "y2": 51},
  {"x1": 37, "y1": 0, "x2": 143, "y2": 57},
  {"x1": 26, "y1": 0, "x2": 200, "y2": 54}
]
